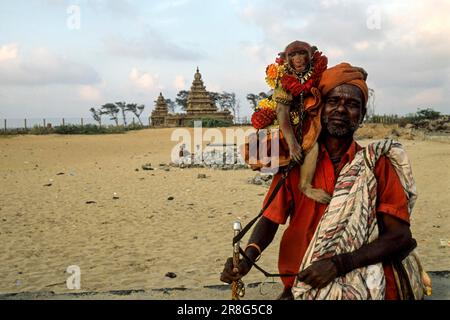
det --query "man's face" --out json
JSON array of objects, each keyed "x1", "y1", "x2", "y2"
[
  {"x1": 288, "y1": 50, "x2": 309, "y2": 72},
  {"x1": 322, "y1": 84, "x2": 365, "y2": 137}
]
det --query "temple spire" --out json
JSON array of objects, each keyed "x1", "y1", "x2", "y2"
[{"x1": 187, "y1": 67, "x2": 217, "y2": 114}]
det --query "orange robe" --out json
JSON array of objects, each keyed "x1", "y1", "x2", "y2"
[{"x1": 262, "y1": 141, "x2": 410, "y2": 299}]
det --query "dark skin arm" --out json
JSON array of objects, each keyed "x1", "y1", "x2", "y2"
[
  {"x1": 220, "y1": 216, "x2": 279, "y2": 284},
  {"x1": 277, "y1": 103, "x2": 303, "y2": 163},
  {"x1": 297, "y1": 213, "x2": 414, "y2": 289}
]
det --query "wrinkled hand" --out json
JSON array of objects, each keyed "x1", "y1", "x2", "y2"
[
  {"x1": 289, "y1": 141, "x2": 304, "y2": 164},
  {"x1": 220, "y1": 257, "x2": 252, "y2": 284},
  {"x1": 297, "y1": 259, "x2": 338, "y2": 289}
]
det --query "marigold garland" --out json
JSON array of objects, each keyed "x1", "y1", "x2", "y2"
[
  {"x1": 257, "y1": 98, "x2": 277, "y2": 111},
  {"x1": 251, "y1": 108, "x2": 277, "y2": 129}
]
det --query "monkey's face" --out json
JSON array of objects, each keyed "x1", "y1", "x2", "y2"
[{"x1": 288, "y1": 50, "x2": 310, "y2": 72}]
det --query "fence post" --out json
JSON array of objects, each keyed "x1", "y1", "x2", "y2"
[
  {"x1": 81, "y1": 118, "x2": 84, "y2": 127},
  {"x1": 148, "y1": 117, "x2": 151, "y2": 127},
  {"x1": 99, "y1": 118, "x2": 102, "y2": 128},
  {"x1": 62, "y1": 118, "x2": 65, "y2": 126},
  {"x1": 4, "y1": 119, "x2": 6, "y2": 132},
  {"x1": 43, "y1": 119, "x2": 46, "y2": 128},
  {"x1": 133, "y1": 118, "x2": 135, "y2": 126},
  {"x1": 24, "y1": 119, "x2": 27, "y2": 130}
]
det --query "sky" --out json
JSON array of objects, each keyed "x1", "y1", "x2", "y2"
[{"x1": 0, "y1": 0, "x2": 449, "y2": 120}]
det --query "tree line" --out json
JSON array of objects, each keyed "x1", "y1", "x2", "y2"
[
  {"x1": 171, "y1": 90, "x2": 240, "y2": 119},
  {"x1": 90, "y1": 102, "x2": 146, "y2": 126}
]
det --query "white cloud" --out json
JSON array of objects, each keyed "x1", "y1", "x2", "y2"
[
  {"x1": 0, "y1": 43, "x2": 18, "y2": 62},
  {"x1": 0, "y1": 45, "x2": 100, "y2": 86},
  {"x1": 174, "y1": 75, "x2": 185, "y2": 90},
  {"x1": 354, "y1": 41, "x2": 370, "y2": 51},
  {"x1": 105, "y1": 28, "x2": 204, "y2": 61},
  {"x1": 129, "y1": 68, "x2": 159, "y2": 90},
  {"x1": 79, "y1": 85, "x2": 102, "y2": 102},
  {"x1": 407, "y1": 88, "x2": 443, "y2": 107}
]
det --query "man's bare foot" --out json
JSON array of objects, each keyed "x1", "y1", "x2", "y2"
[{"x1": 276, "y1": 287, "x2": 294, "y2": 300}]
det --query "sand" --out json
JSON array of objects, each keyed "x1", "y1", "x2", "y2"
[{"x1": 0, "y1": 126, "x2": 449, "y2": 298}]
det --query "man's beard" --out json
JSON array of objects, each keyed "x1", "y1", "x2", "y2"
[{"x1": 322, "y1": 115, "x2": 360, "y2": 137}]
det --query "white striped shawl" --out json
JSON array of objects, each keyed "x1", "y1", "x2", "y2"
[{"x1": 292, "y1": 139, "x2": 418, "y2": 300}]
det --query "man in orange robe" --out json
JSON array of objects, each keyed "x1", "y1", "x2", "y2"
[{"x1": 221, "y1": 63, "x2": 416, "y2": 300}]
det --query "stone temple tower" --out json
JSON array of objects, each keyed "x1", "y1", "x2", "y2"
[
  {"x1": 150, "y1": 92, "x2": 168, "y2": 127},
  {"x1": 186, "y1": 67, "x2": 218, "y2": 114}
]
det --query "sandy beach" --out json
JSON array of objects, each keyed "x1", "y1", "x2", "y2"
[{"x1": 0, "y1": 126, "x2": 449, "y2": 298}]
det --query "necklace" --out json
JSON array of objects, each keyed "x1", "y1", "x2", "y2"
[{"x1": 284, "y1": 63, "x2": 314, "y2": 83}]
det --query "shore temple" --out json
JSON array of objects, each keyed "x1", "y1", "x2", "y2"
[{"x1": 150, "y1": 68, "x2": 233, "y2": 127}]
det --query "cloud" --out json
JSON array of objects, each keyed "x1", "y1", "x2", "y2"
[
  {"x1": 79, "y1": 85, "x2": 102, "y2": 102},
  {"x1": 129, "y1": 68, "x2": 160, "y2": 90},
  {"x1": 174, "y1": 75, "x2": 185, "y2": 90},
  {"x1": 0, "y1": 43, "x2": 19, "y2": 62},
  {"x1": 233, "y1": 0, "x2": 450, "y2": 114},
  {"x1": 104, "y1": 29, "x2": 204, "y2": 61},
  {"x1": 0, "y1": 45, "x2": 100, "y2": 86},
  {"x1": 42, "y1": 0, "x2": 138, "y2": 19}
]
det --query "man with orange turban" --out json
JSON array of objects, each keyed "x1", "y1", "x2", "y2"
[{"x1": 221, "y1": 63, "x2": 423, "y2": 300}]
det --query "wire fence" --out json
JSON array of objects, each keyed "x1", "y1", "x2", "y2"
[
  {"x1": 0, "y1": 117, "x2": 151, "y2": 130},
  {"x1": 0, "y1": 116, "x2": 252, "y2": 131}
]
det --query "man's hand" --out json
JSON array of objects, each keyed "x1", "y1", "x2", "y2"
[
  {"x1": 297, "y1": 258, "x2": 338, "y2": 289},
  {"x1": 288, "y1": 141, "x2": 304, "y2": 163},
  {"x1": 220, "y1": 257, "x2": 252, "y2": 284}
]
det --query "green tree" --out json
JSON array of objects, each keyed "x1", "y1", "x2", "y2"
[
  {"x1": 116, "y1": 101, "x2": 128, "y2": 126},
  {"x1": 100, "y1": 103, "x2": 120, "y2": 126},
  {"x1": 89, "y1": 107, "x2": 102, "y2": 126},
  {"x1": 416, "y1": 108, "x2": 441, "y2": 120},
  {"x1": 126, "y1": 103, "x2": 145, "y2": 126},
  {"x1": 176, "y1": 90, "x2": 189, "y2": 111},
  {"x1": 165, "y1": 99, "x2": 176, "y2": 113}
]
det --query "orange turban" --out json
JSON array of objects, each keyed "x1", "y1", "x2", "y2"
[{"x1": 318, "y1": 62, "x2": 369, "y2": 105}]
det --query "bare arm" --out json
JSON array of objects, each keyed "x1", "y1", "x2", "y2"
[
  {"x1": 297, "y1": 213, "x2": 415, "y2": 289},
  {"x1": 277, "y1": 103, "x2": 303, "y2": 163},
  {"x1": 220, "y1": 216, "x2": 279, "y2": 284}
]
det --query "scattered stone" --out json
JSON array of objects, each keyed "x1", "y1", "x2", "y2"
[
  {"x1": 165, "y1": 272, "x2": 177, "y2": 279},
  {"x1": 439, "y1": 239, "x2": 450, "y2": 248},
  {"x1": 56, "y1": 172, "x2": 65, "y2": 176},
  {"x1": 164, "y1": 168, "x2": 170, "y2": 172},
  {"x1": 86, "y1": 201, "x2": 97, "y2": 204},
  {"x1": 113, "y1": 193, "x2": 119, "y2": 200},
  {"x1": 142, "y1": 163, "x2": 154, "y2": 171},
  {"x1": 159, "y1": 163, "x2": 167, "y2": 167},
  {"x1": 193, "y1": 236, "x2": 198, "y2": 240},
  {"x1": 197, "y1": 174, "x2": 207, "y2": 179},
  {"x1": 167, "y1": 196, "x2": 174, "y2": 201},
  {"x1": 43, "y1": 183, "x2": 52, "y2": 187},
  {"x1": 135, "y1": 168, "x2": 139, "y2": 172},
  {"x1": 260, "y1": 174, "x2": 273, "y2": 182}
]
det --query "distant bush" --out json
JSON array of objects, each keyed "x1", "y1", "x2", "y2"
[
  {"x1": 0, "y1": 128, "x2": 31, "y2": 135},
  {"x1": 125, "y1": 123, "x2": 145, "y2": 131},
  {"x1": 416, "y1": 108, "x2": 441, "y2": 121},
  {"x1": 187, "y1": 118, "x2": 233, "y2": 127},
  {"x1": 30, "y1": 125, "x2": 54, "y2": 135},
  {"x1": 53, "y1": 124, "x2": 127, "y2": 134}
]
